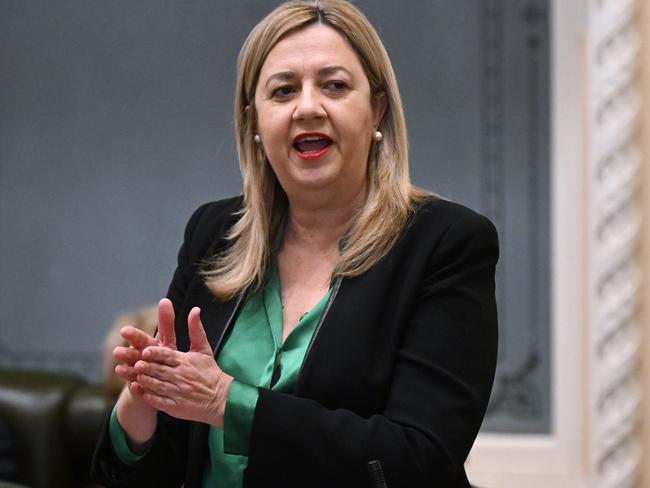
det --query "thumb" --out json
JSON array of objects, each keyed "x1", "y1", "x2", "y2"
[
  {"x1": 156, "y1": 298, "x2": 177, "y2": 349},
  {"x1": 187, "y1": 307, "x2": 212, "y2": 355}
]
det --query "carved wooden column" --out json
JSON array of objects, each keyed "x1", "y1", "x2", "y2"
[{"x1": 587, "y1": 0, "x2": 643, "y2": 486}]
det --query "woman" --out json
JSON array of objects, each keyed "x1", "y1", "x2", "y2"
[{"x1": 91, "y1": 1, "x2": 499, "y2": 487}]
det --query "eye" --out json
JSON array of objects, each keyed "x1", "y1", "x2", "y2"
[
  {"x1": 271, "y1": 86, "x2": 295, "y2": 99},
  {"x1": 324, "y1": 81, "x2": 348, "y2": 93}
]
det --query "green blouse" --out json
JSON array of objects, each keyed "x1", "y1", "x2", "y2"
[{"x1": 109, "y1": 259, "x2": 332, "y2": 487}]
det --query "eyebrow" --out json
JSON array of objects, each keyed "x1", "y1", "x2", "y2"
[
  {"x1": 264, "y1": 65, "x2": 353, "y2": 89},
  {"x1": 318, "y1": 65, "x2": 353, "y2": 78}
]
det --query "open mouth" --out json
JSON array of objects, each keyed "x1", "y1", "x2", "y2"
[{"x1": 292, "y1": 133, "x2": 333, "y2": 159}]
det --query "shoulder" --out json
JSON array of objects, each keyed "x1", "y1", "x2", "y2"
[
  {"x1": 181, "y1": 195, "x2": 244, "y2": 259},
  {"x1": 185, "y1": 195, "x2": 243, "y2": 233},
  {"x1": 401, "y1": 196, "x2": 499, "y2": 261},
  {"x1": 413, "y1": 197, "x2": 496, "y2": 235}
]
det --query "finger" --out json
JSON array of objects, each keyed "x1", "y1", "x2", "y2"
[
  {"x1": 156, "y1": 298, "x2": 177, "y2": 349},
  {"x1": 120, "y1": 326, "x2": 156, "y2": 351},
  {"x1": 113, "y1": 346, "x2": 141, "y2": 366},
  {"x1": 115, "y1": 364, "x2": 139, "y2": 383},
  {"x1": 187, "y1": 307, "x2": 212, "y2": 355},
  {"x1": 142, "y1": 346, "x2": 183, "y2": 366},
  {"x1": 128, "y1": 381, "x2": 147, "y2": 397},
  {"x1": 134, "y1": 359, "x2": 175, "y2": 381},
  {"x1": 136, "y1": 373, "x2": 180, "y2": 398}
]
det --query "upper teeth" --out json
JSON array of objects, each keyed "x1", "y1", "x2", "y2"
[{"x1": 299, "y1": 136, "x2": 325, "y2": 142}]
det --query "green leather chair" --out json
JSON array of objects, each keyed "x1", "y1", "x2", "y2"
[{"x1": 0, "y1": 368, "x2": 109, "y2": 488}]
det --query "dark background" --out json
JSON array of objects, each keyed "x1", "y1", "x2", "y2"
[{"x1": 0, "y1": 0, "x2": 550, "y2": 434}]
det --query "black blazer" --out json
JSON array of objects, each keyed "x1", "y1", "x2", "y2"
[{"x1": 92, "y1": 195, "x2": 499, "y2": 488}]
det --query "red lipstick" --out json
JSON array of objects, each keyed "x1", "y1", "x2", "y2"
[{"x1": 292, "y1": 132, "x2": 334, "y2": 160}]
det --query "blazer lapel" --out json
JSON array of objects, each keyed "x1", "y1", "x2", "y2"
[{"x1": 189, "y1": 283, "x2": 245, "y2": 357}]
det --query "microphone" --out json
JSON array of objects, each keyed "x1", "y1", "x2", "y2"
[{"x1": 367, "y1": 460, "x2": 388, "y2": 488}]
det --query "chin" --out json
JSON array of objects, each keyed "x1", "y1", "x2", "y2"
[
  {"x1": 290, "y1": 167, "x2": 340, "y2": 189},
  {"x1": 293, "y1": 178, "x2": 335, "y2": 193}
]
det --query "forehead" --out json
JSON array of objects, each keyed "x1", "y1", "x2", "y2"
[{"x1": 258, "y1": 23, "x2": 365, "y2": 79}]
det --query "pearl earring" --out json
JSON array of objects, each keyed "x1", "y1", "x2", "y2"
[
  {"x1": 254, "y1": 134, "x2": 261, "y2": 143},
  {"x1": 373, "y1": 130, "x2": 383, "y2": 142}
]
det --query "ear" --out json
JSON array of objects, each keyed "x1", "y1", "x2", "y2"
[
  {"x1": 373, "y1": 92, "x2": 388, "y2": 128},
  {"x1": 244, "y1": 104, "x2": 251, "y2": 124}
]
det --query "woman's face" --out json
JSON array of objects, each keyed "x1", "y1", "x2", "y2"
[{"x1": 253, "y1": 23, "x2": 384, "y2": 205}]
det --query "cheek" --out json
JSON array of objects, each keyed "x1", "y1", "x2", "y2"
[
  {"x1": 258, "y1": 109, "x2": 290, "y2": 141},
  {"x1": 343, "y1": 100, "x2": 375, "y2": 132},
  {"x1": 337, "y1": 111, "x2": 373, "y2": 149}
]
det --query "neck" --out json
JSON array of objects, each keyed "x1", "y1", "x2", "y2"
[{"x1": 284, "y1": 186, "x2": 365, "y2": 251}]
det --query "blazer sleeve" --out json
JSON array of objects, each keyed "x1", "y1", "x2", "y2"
[
  {"x1": 90, "y1": 202, "x2": 214, "y2": 488},
  {"x1": 244, "y1": 212, "x2": 499, "y2": 488}
]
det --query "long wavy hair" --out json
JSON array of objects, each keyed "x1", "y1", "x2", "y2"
[{"x1": 203, "y1": 0, "x2": 432, "y2": 300}]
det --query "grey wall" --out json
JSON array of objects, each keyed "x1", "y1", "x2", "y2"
[{"x1": 0, "y1": 1, "x2": 549, "y2": 434}]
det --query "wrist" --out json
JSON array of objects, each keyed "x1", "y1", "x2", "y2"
[
  {"x1": 212, "y1": 373, "x2": 233, "y2": 428},
  {"x1": 116, "y1": 385, "x2": 157, "y2": 446}
]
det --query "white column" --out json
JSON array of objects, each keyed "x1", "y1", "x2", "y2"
[{"x1": 587, "y1": 0, "x2": 643, "y2": 487}]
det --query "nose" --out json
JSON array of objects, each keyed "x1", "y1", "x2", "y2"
[{"x1": 292, "y1": 86, "x2": 326, "y2": 121}]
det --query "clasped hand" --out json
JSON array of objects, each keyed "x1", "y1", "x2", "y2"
[{"x1": 113, "y1": 299, "x2": 232, "y2": 428}]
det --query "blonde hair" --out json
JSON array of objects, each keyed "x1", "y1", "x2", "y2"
[{"x1": 203, "y1": 0, "x2": 431, "y2": 300}]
